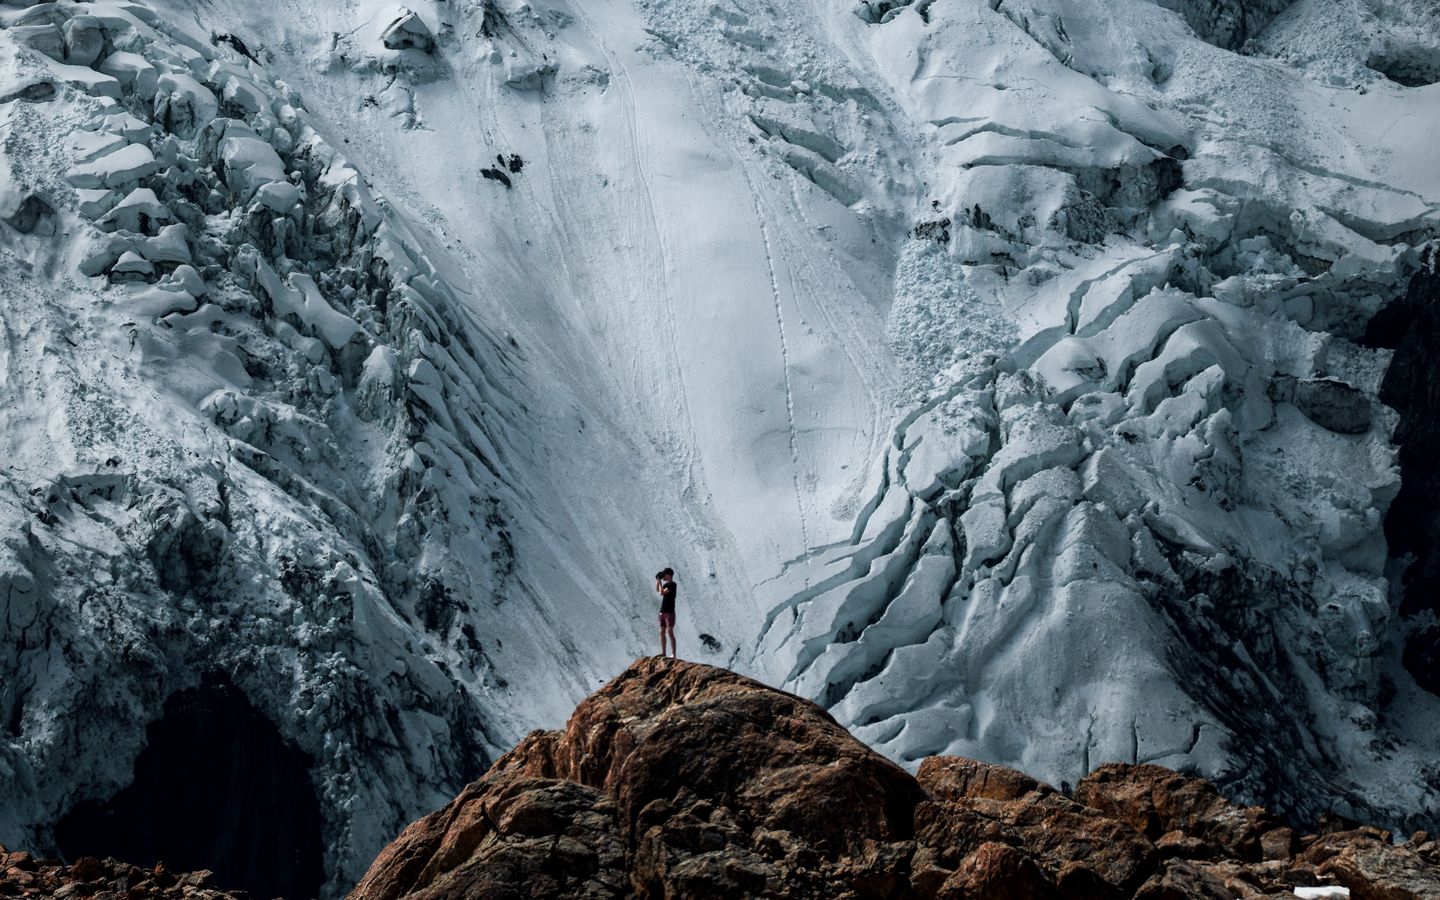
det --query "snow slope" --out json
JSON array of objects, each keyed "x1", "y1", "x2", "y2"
[{"x1": 0, "y1": 0, "x2": 1437, "y2": 893}]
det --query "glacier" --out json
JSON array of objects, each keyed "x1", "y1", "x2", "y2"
[{"x1": 0, "y1": 0, "x2": 1437, "y2": 895}]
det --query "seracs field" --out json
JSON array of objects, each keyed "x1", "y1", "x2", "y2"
[{"x1": 1, "y1": 0, "x2": 1438, "y2": 894}]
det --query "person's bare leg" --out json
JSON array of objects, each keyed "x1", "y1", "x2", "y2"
[{"x1": 668, "y1": 626, "x2": 677, "y2": 659}]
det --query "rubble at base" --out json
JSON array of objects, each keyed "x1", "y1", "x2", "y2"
[{"x1": 0, "y1": 848, "x2": 249, "y2": 900}]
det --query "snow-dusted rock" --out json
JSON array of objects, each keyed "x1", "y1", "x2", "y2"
[
  {"x1": 97, "y1": 187, "x2": 170, "y2": 233},
  {"x1": 69, "y1": 129, "x2": 127, "y2": 164},
  {"x1": 252, "y1": 178, "x2": 300, "y2": 214},
  {"x1": 66, "y1": 143, "x2": 158, "y2": 189},
  {"x1": 141, "y1": 223, "x2": 191, "y2": 264},
  {"x1": 75, "y1": 187, "x2": 119, "y2": 218},
  {"x1": 154, "y1": 72, "x2": 217, "y2": 138},
  {"x1": 97, "y1": 51, "x2": 158, "y2": 99},
  {"x1": 61, "y1": 15, "x2": 106, "y2": 67},
  {"x1": 110, "y1": 249, "x2": 153, "y2": 277},
  {"x1": 93, "y1": 109, "x2": 153, "y2": 142},
  {"x1": 214, "y1": 121, "x2": 286, "y2": 202}
]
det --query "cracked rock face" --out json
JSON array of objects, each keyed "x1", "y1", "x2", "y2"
[{"x1": 351, "y1": 659, "x2": 1440, "y2": 900}]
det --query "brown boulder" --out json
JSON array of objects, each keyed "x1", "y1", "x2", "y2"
[
  {"x1": 918, "y1": 757, "x2": 1047, "y2": 802},
  {"x1": 1076, "y1": 763, "x2": 1289, "y2": 861},
  {"x1": 938, "y1": 841, "x2": 1060, "y2": 900},
  {"x1": 520, "y1": 657, "x2": 925, "y2": 853},
  {"x1": 352, "y1": 658, "x2": 925, "y2": 899},
  {"x1": 917, "y1": 758, "x2": 1158, "y2": 892},
  {"x1": 1131, "y1": 860, "x2": 1232, "y2": 899}
]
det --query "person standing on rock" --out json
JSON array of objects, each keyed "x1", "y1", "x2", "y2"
[{"x1": 655, "y1": 568, "x2": 678, "y2": 659}]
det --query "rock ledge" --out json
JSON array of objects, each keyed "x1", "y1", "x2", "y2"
[{"x1": 350, "y1": 659, "x2": 1440, "y2": 899}]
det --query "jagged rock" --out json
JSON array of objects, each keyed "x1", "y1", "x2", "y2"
[
  {"x1": 1372, "y1": 248, "x2": 1440, "y2": 694},
  {"x1": 352, "y1": 659, "x2": 926, "y2": 899},
  {"x1": 1075, "y1": 764, "x2": 1290, "y2": 862},
  {"x1": 1301, "y1": 829, "x2": 1440, "y2": 900},
  {"x1": 353, "y1": 660, "x2": 1401, "y2": 900}
]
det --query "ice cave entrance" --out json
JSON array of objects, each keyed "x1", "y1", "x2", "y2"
[{"x1": 55, "y1": 676, "x2": 324, "y2": 900}]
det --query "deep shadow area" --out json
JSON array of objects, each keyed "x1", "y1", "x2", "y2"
[
  {"x1": 1365, "y1": 247, "x2": 1440, "y2": 695},
  {"x1": 56, "y1": 676, "x2": 325, "y2": 900}
]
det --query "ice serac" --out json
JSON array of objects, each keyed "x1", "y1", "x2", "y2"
[
  {"x1": 739, "y1": 0, "x2": 1440, "y2": 838},
  {"x1": 0, "y1": 2, "x2": 536, "y2": 894}
]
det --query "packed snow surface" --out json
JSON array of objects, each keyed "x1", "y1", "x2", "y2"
[{"x1": 1, "y1": 0, "x2": 1438, "y2": 894}]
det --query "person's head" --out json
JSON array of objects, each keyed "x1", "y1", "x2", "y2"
[{"x1": 662, "y1": 567, "x2": 674, "y2": 582}]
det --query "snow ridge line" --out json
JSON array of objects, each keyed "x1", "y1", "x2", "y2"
[{"x1": 748, "y1": 183, "x2": 812, "y2": 552}]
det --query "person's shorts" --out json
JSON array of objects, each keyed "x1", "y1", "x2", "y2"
[{"x1": 659, "y1": 612, "x2": 676, "y2": 628}]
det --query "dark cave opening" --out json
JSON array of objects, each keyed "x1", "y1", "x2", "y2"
[
  {"x1": 1366, "y1": 48, "x2": 1440, "y2": 88},
  {"x1": 1364, "y1": 248, "x2": 1440, "y2": 696},
  {"x1": 55, "y1": 676, "x2": 325, "y2": 900}
]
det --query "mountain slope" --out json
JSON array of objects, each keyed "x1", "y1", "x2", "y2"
[{"x1": 0, "y1": 0, "x2": 1437, "y2": 895}]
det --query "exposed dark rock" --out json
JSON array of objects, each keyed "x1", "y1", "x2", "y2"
[
  {"x1": 914, "y1": 218, "x2": 952, "y2": 243},
  {"x1": 480, "y1": 167, "x2": 513, "y2": 188},
  {"x1": 211, "y1": 32, "x2": 259, "y2": 63}
]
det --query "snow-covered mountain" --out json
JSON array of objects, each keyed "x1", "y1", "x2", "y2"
[{"x1": 0, "y1": 0, "x2": 1436, "y2": 895}]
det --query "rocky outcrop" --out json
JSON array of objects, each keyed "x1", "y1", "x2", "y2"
[
  {"x1": 351, "y1": 659, "x2": 1440, "y2": 899},
  {"x1": 0, "y1": 848, "x2": 248, "y2": 900}
]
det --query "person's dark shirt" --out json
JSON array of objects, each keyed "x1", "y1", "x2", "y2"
[{"x1": 660, "y1": 580, "x2": 677, "y2": 615}]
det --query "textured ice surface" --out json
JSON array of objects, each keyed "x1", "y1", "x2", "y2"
[{"x1": 0, "y1": 0, "x2": 1437, "y2": 894}]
